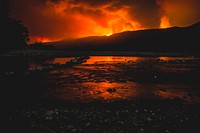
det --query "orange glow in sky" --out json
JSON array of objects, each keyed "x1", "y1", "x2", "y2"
[
  {"x1": 33, "y1": 36, "x2": 52, "y2": 43},
  {"x1": 10, "y1": 0, "x2": 200, "y2": 43}
]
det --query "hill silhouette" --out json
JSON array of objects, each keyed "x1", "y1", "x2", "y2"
[{"x1": 46, "y1": 22, "x2": 200, "y2": 52}]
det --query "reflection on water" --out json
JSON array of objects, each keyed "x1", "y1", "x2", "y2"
[
  {"x1": 156, "y1": 84, "x2": 200, "y2": 103},
  {"x1": 51, "y1": 58, "x2": 75, "y2": 64},
  {"x1": 3, "y1": 56, "x2": 200, "y2": 103},
  {"x1": 33, "y1": 56, "x2": 200, "y2": 103},
  {"x1": 28, "y1": 57, "x2": 75, "y2": 67},
  {"x1": 54, "y1": 82, "x2": 137, "y2": 102},
  {"x1": 83, "y1": 56, "x2": 140, "y2": 64},
  {"x1": 159, "y1": 57, "x2": 196, "y2": 61}
]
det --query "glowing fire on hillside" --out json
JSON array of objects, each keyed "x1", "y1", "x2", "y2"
[
  {"x1": 10, "y1": 0, "x2": 200, "y2": 43},
  {"x1": 160, "y1": 16, "x2": 171, "y2": 28}
]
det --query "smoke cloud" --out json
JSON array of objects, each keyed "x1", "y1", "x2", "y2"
[{"x1": 9, "y1": 0, "x2": 200, "y2": 42}]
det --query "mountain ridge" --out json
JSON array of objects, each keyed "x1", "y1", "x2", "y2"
[{"x1": 45, "y1": 22, "x2": 200, "y2": 52}]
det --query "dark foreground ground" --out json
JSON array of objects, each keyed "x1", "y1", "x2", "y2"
[{"x1": 2, "y1": 100, "x2": 200, "y2": 133}]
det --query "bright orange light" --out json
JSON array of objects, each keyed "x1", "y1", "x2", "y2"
[
  {"x1": 106, "y1": 33, "x2": 112, "y2": 36},
  {"x1": 83, "y1": 56, "x2": 140, "y2": 65},
  {"x1": 29, "y1": 36, "x2": 52, "y2": 44},
  {"x1": 35, "y1": 36, "x2": 51, "y2": 43},
  {"x1": 159, "y1": 57, "x2": 171, "y2": 61},
  {"x1": 83, "y1": 8, "x2": 143, "y2": 37},
  {"x1": 40, "y1": 3, "x2": 143, "y2": 40},
  {"x1": 160, "y1": 16, "x2": 171, "y2": 28},
  {"x1": 12, "y1": 0, "x2": 200, "y2": 42}
]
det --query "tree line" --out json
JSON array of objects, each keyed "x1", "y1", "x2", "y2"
[
  {"x1": 0, "y1": 0, "x2": 54, "y2": 52},
  {"x1": 0, "y1": 0, "x2": 29, "y2": 51}
]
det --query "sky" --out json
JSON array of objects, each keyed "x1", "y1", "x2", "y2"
[{"x1": 9, "y1": 0, "x2": 200, "y2": 43}]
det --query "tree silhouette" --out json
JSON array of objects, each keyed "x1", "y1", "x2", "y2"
[
  {"x1": 29, "y1": 41, "x2": 55, "y2": 50},
  {"x1": 0, "y1": 0, "x2": 29, "y2": 51}
]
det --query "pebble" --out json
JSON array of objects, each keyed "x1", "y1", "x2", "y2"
[
  {"x1": 72, "y1": 129, "x2": 77, "y2": 132},
  {"x1": 104, "y1": 119, "x2": 108, "y2": 122},
  {"x1": 166, "y1": 129, "x2": 171, "y2": 133},
  {"x1": 140, "y1": 128, "x2": 144, "y2": 132},
  {"x1": 85, "y1": 122, "x2": 90, "y2": 126},
  {"x1": 147, "y1": 117, "x2": 152, "y2": 121},
  {"x1": 67, "y1": 125, "x2": 74, "y2": 129}
]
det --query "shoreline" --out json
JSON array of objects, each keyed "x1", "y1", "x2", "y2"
[{"x1": 1, "y1": 50, "x2": 200, "y2": 58}]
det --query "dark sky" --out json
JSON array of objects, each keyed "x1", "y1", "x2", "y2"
[{"x1": 8, "y1": 0, "x2": 200, "y2": 42}]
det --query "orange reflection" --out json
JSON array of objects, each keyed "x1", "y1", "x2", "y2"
[
  {"x1": 157, "y1": 90, "x2": 189, "y2": 100},
  {"x1": 52, "y1": 58, "x2": 74, "y2": 64},
  {"x1": 156, "y1": 89, "x2": 200, "y2": 103},
  {"x1": 156, "y1": 85, "x2": 200, "y2": 103},
  {"x1": 84, "y1": 56, "x2": 140, "y2": 64},
  {"x1": 82, "y1": 82, "x2": 137, "y2": 101},
  {"x1": 39, "y1": 56, "x2": 200, "y2": 103},
  {"x1": 54, "y1": 82, "x2": 137, "y2": 102},
  {"x1": 159, "y1": 57, "x2": 196, "y2": 61},
  {"x1": 159, "y1": 57, "x2": 172, "y2": 61}
]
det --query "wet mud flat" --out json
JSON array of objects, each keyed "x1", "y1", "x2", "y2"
[{"x1": 1, "y1": 56, "x2": 200, "y2": 132}]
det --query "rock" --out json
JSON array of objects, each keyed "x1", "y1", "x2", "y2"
[
  {"x1": 45, "y1": 116, "x2": 53, "y2": 120},
  {"x1": 36, "y1": 66, "x2": 44, "y2": 71},
  {"x1": 104, "y1": 119, "x2": 108, "y2": 122},
  {"x1": 5, "y1": 71, "x2": 15, "y2": 76},
  {"x1": 140, "y1": 128, "x2": 144, "y2": 132},
  {"x1": 116, "y1": 111, "x2": 119, "y2": 116},
  {"x1": 107, "y1": 88, "x2": 116, "y2": 93},
  {"x1": 147, "y1": 117, "x2": 152, "y2": 121},
  {"x1": 29, "y1": 67, "x2": 35, "y2": 71},
  {"x1": 119, "y1": 121, "x2": 124, "y2": 124},
  {"x1": 72, "y1": 129, "x2": 77, "y2": 132},
  {"x1": 85, "y1": 122, "x2": 90, "y2": 126},
  {"x1": 24, "y1": 71, "x2": 30, "y2": 75},
  {"x1": 67, "y1": 125, "x2": 74, "y2": 129},
  {"x1": 185, "y1": 117, "x2": 189, "y2": 120}
]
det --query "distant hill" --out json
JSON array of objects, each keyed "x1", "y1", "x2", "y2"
[{"x1": 45, "y1": 22, "x2": 200, "y2": 52}]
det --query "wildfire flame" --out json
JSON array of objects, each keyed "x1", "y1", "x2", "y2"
[
  {"x1": 11, "y1": 0, "x2": 200, "y2": 43},
  {"x1": 160, "y1": 16, "x2": 171, "y2": 28},
  {"x1": 31, "y1": 36, "x2": 51, "y2": 43},
  {"x1": 31, "y1": 15, "x2": 170, "y2": 42}
]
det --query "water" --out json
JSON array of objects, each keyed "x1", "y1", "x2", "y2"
[
  {"x1": 1, "y1": 56, "x2": 200, "y2": 103},
  {"x1": 23, "y1": 56, "x2": 200, "y2": 103}
]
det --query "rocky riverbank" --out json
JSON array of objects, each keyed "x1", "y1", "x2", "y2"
[{"x1": 3, "y1": 100, "x2": 200, "y2": 133}]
